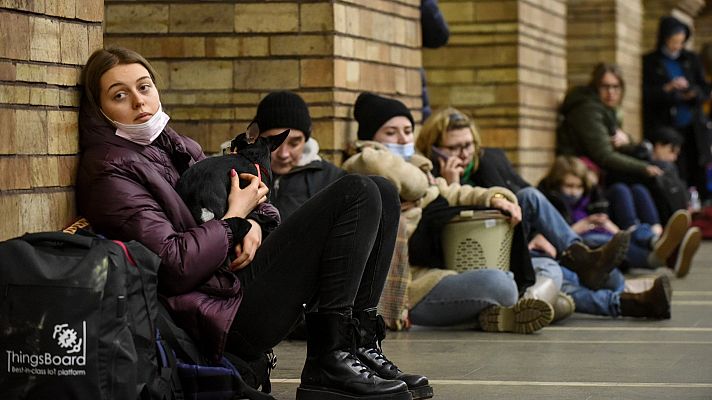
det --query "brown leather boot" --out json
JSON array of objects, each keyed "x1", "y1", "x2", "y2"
[
  {"x1": 619, "y1": 275, "x2": 672, "y2": 319},
  {"x1": 559, "y1": 231, "x2": 631, "y2": 290}
]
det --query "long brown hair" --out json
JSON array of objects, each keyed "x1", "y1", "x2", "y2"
[
  {"x1": 539, "y1": 156, "x2": 595, "y2": 195},
  {"x1": 588, "y1": 62, "x2": 625, "y2": 96},
  {"x1": 80, "y1": 47, "x2": 159, "y2": 114}
]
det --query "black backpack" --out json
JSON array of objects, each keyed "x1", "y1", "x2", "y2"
[
  {"x1": 0, "y1": 232, "x2": 178, "y2": 400},
  {"x1": 0, "y1": 231, "x2": 277, "y2": 400}
]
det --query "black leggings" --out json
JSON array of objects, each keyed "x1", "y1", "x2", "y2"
[{"x1": 227, "y1": 175, "x2": 399, "y2": 358}]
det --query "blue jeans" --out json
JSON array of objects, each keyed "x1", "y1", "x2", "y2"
[
  {"x1": 409, "y1": 269, "x2": 518, "y2": 326},
  {"x1": 561, "y1": 266, "x2": 625, "y2": 316},
  {"x1": 517, "y1": 187, "x2": 579, "y2": 253},
  {"x1": 582, "y1": 224, "x2": 656, "y2": 268},
  {"x1": 531, "y1": 256, "x2": 563, "y2": 289},
  {"x1": 606, "y1": 183, "x2": 660, "y2": 229}
]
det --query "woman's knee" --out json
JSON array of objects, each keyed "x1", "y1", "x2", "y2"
[
  {"x1": 368, "y1": 175, "x2": 400, "y2": 215},
  {"x1": 458, "y1": 269, "x2": 518, "y2": 306}
]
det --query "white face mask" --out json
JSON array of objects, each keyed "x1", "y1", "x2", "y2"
[
  {"x1": 383, "y1": 142, "x2": 415, "y2": 161},
  {"x1": 103, "y1": 106, "x2": 170, "y2": 145}
]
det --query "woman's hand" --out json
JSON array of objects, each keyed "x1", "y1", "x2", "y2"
[
  {"x1": 438, "y1": 157, "x2": 465, "y2": 185},
  {"x1": 229, "y1": 219, "x2": 262, "y2": 271},
  {"x1": 528, "y1": 233, "x2": 557, "y2": 258},
  {"x1": 222, "y1": 170, "x2": 269, "y2": 219},
  {"x1": 490, "y1": 197, "x2": 522, "y2": 226},
  {"x1": 645, "y1": 164, "x2": 663, "y2": 177},
  {"x1": 611, "y1": 128, "x2": 630, "y2": 148}
]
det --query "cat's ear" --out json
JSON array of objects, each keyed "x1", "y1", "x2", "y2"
[{"x1": 268, "y1": 129, "x2": 290, "y2": 151}]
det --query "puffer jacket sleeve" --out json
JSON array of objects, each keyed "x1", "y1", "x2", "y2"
[
  {"x1": 81, "y1": 159, "x2": 240, "y2": 296},
  {"x1": 433, "y1": 176, "x2": 517, "y2": 207}
]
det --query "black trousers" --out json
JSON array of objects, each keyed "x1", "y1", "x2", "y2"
[{"x1": 227, "y1": 175, "x2": 399, "y2": 358}]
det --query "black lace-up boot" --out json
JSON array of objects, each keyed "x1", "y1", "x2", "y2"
[
  {"x1": 354, "y1": 308, "x2": 433, "y2": 400},
  {"x1": 296, "y1": 311, "x2": 411, "y2": 400}
]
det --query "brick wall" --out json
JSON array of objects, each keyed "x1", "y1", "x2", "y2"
[
  {"x1": 567, "y1": 0, "x2": 643, "y2": 140},
  {"x1": 104, "y1": 0, "x2": 422, "y2": 164},
  {"x1": 0, "y1": 2, "x2": 103, "y2": 241},
  {"x1": 428, "y1": 0, "x2": 567, "y2": 183},
  {"x1": 693, "y1": 5, "x2": 712, "y2": 52}
]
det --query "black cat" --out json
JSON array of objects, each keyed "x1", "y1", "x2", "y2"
[{"x1": 176, "y1": 128, "x2": 289, "y2": 226}]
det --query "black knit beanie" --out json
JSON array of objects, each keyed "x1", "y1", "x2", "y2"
[
  {"x1": 354, "y1": 92, "x2": 415, "y2": 141},
  {"x1": 255, "y1": 91, "x2": 312, "y2": 139}
]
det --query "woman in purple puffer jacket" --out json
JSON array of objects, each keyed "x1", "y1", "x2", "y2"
[{"x1": 75, "y1": 47, "x2": 430, "y2": 400}]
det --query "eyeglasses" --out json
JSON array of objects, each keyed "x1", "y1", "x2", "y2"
[
  {"x1": 441, "y1": 141, "x2": 475, "y2": 155},
  {"x1": 598, "y1": 84, "x2": 622, "y2": 92}
]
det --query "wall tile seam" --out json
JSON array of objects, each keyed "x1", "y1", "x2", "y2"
[
  {"x1": 519, "y1": 0, "x2": 567, "y2": 18},
  {"x1": 0, "y1": 187, "x2": 74, "y2": 195},
  {"x1": 0, "y1": 104, "x2": 78, "y2": 112},
  {"x1": 329, "y1": 56, "x2": 422, "y2": 69},
  {"x1": 0, "y1": 79, "x2": 82, "y2": 90},
  {"x1": 0, "y1": 7, "x2": 102, "y2": 24},
  {"x1": 332, "y1": 33, "x2": 421, "y2": 50},
  {"x1": 333, "y1": 1, "x2": 420, "y2": 20}
]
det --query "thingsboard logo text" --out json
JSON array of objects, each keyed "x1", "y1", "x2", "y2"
[{"x1": 6, "y1": 321, "x2": 87, "y2": 377}]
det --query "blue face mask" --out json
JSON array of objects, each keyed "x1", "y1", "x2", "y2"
[
  {"x1": 383, "y1": 142, "x2": 415, "y2": 160},
  {"x1": 560, "y1": 193, "x2": 581, "y2": 207}
]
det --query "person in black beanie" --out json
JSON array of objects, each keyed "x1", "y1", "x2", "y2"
[
  {"x1": 355, "y1": 92, "x2": 415, "y2": 142},
  {"x1": 254, "y1": 91, "x2": 346, "y2": 220}
]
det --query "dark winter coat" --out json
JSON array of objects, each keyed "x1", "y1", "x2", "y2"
[
  {"x1": 463, "y1": 148, "x2": 531, "y2": 193},
  {"x1": 272, "y1": 159, "x2": 346, "y2": 221},
  {"x1": 76, "y1": 100, "x2": 249, "y2": 361},
  {"x1": 642, "y1": 17, "x2": 711, "y2": 165},
  {"x1": 556, "y1": 86, "x2": 650, "y2": 178}
]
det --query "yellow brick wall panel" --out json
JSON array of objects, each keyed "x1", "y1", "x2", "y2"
[
  {"x1": 206, "y1": 37, "x2": 269, "y2": 58},
  {"x1": 0, "y1": 12, "x2": 30, "y2": 60},
  {"x1": 46, "y1": 0, "x2": 75, "y2": 19},
  {"x1": 0, "y1": 83, "x2": 30, "y2": 105},
  {"x1": 30, "y1": 156, "x2": 61, "y2": 188},
  {"x1": 30, "y1": 17, "x2": 60, "y2": 63},
  {"x1": 87, "y1": 24, "x2": 103, "y2": 54},
  {"x1": 0, "y1": 109, "x2": 16, "y2": 154},
  {"x1": 0, "y1": 61, "x2": 15, "y2": 81},
  {"x1": 301, "y1": 59, "x2": 334, "y2": 88},
  {"x1": 427, "y1": 69, "x2": 476, "y2": 84},
  {"x1": 47, "y1": 65, "x2": 81, "y2": 86},
  {"x1": 58, "y1": 88, "x2": 80, "y2": 108},
  {"x1": 60, "y1": 22, "x2": 89, "y2": 65},
  {"x1": 105, "y1": 4, "x2": 169, "y2": 34},
  {"x1": 234, "y1": 60, "x2": 299, "y2": 90},
  {"x1": 15, "y1": 109, "x2": 48, "y2": 154},
  {"x1": 170, "y1": 61, "x2": 233, "y2": 90},
  {"x1": 271, "y1": 35, "x2": 333, "y2": 56},
  {"x1": 169, "y1": 107, "x2": 235, "y2": 121},
  {"x1": 57, "y1": 156, "x2": 79, "y2": 186},
  {"x1": 75, "y1": 0, "x2": 102, "y2": 22},
  {"x1": 474, "y1": 1, "x2": 519, "y2": 22},
  {"x1": 19, "y1": 192, "x2": 51, "y2": 234},
  {"x1": 142, "y1": 37, "x2": 206, "y2": 58},
  {"x1": 234, "y1": 3, "x2": 299, "y2": 33},
  {"x1": 448, "y1": 85, "x2": 498, "y2": 106},
  {"x1": 0, "y1": 157, "x2": 31, "y2": 190},
  {"x1": 301, "y1": 3, "x2": 334, "y2": 32},
  {"x1": 169, "y1": 4, "x2": 234, "y2": 33},
  {"x1": 29, "y1": 87, "x2": 59, "y2": 106},
  {"x1": 0, "y1": 194, "x2": 21, "y2": 241},
  {"x1": 48, "y1": 110, "x2": 79, "y2": 154},
  {"x1": 440, "y1": 2, "x2": 475, "y2": 23}
]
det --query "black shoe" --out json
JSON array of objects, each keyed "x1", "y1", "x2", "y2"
[
  {"x1": 296, "y1": 312, "x2": 411, "y2": 400},
  {"x1": 354, "y1": 309, "x2": 433, "y2": 400}
]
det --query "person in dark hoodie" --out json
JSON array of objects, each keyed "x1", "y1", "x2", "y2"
[
  {"x1": 75, "y1": 47, "x2": 426, "y2": 400},
  {"x1": 420, "y1": 0, "x2": 449, "y2": 121},
  {"x1": 643, "y1": 16, "x2": 712, "y2": 202},
  {"x1": 253, "y1": 91, "x2": 346, "y2": 221}
]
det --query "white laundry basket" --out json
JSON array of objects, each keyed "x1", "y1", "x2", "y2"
[{"x1": 441, "y1": 210, "x2": 513, "y2": 273}]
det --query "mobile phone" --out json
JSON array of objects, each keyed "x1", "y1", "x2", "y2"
[{"x1": 431, "y1": 146, "x2": 449, "y2": 161}]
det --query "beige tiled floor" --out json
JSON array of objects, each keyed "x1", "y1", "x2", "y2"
[{"x1": 268, "y1": 242, "x2": 712, "y2": 400}]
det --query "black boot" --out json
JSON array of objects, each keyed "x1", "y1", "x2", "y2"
[
  {"x1": 620, "y1": 275, "x2": 672, "y2": 319},
  {"x1": 296, "y1": 311, "x2": 411, "y2": 400},
  {"x1": 354, "y1": 309, "x2": 433, "y2": 400}
]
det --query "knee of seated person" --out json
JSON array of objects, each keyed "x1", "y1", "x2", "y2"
[
  {"x1": 517, "y1": 186, "x2": 543, "y2": 203},
  {"x1": 460, "y1": 269, "x2": 518, "y2": 306},
  {"x1": 608, "y1": 182, "x2": 629, "y2": 195},
  {"x1": 368, "y1": 176, "x2": 399, "y2": 206}
]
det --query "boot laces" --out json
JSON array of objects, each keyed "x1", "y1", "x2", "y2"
[
  {"x1": 366, "y1": 316, "x2": 399, "y2": 372},
  {"x1": 346, "y1": 318, "x2": 378, "y2": 377}
]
